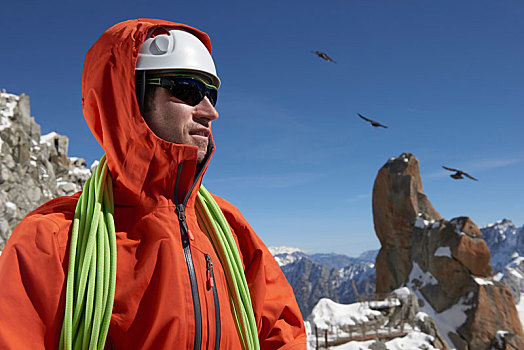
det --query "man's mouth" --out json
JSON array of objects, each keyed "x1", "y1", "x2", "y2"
[{"x1": 190, "y1": 128, "x2": 210, "y2": 139}]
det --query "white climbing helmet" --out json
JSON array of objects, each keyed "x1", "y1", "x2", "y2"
[{"x1": 136, "y1": 28, "x2": 220, "y2": 87}]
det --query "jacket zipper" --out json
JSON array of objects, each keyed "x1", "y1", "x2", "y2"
[
  {"x1": 173, "y1": 145, "x2": 213, "y2": 350},
  {"x1": 205, "y1": 254, "x2": 221, "y2": 350},
  {"x1": 176, "y1": 202, "x2": 202, "y2": 350},
  {"x1": 175, "y1": 161, "x2": 202, "y2": 350}
]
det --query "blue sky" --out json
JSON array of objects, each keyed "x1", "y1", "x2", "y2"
[{"x1": 2, "y1": 0, "x2": 523, "y2": 256}]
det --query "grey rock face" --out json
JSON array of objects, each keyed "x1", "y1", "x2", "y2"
[
  {"x1": 499, "y1": 257, "x2": 524, "y2": 304},
  {"x1": 0, "y1": 91, "x2": 93, "y2": 250},
  {"x1": 392, "y1": 288, "x2": 448, "y2": 349}
]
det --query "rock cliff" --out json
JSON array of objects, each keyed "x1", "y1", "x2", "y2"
[
  {"x1": 372, "y1": 152, "x2": 523, "y2": 350},
  {"x1": 0, "y1": 91, "x2": 93, "y2": 250}
]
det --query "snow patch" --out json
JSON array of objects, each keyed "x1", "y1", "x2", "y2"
[
  {"x1": 309, "y1": 298, "x2": 381, "y2": 330},
  {"x1": 268, "y1": 246, "x2": 305, "y2": 255},
  {"x1": 69, "y1": 167, "x2": 91, "y2": 177},
  {"x1": 90, "y1": 160, "x2": 100, "y2": 173},
  {"x1": 408, "y1": 262, "x2": 438, "y2": 288},
  {"x1": 509, "y1": 269, "x2": 523, "y2": 279},
  {"x1": 409, "y1": 286, "x2": 473, "y2": 349},
  {"x1": 406, "y1": 262, "x2": 476, "y2": 348},
  {"x1": 269, "y1": 246, "x2": 306, "y2": 267},
  {"x1": 415, "y1": 311, "x2": 429, "y2": 323},
  {"x1": 331, "y1": 331, "x2": 437, "y2": 350},
  {"x1": 434, "y1": 246, "x2": 452, "y2": 258},
  {"x1": 391, "y1": 287, "x2": 411, "y2": 301},
  {"x1": 0, "y1": 92, "x2": 18, "y2": 130},
  {"x1": 5, "y1": 202, "x2": 17, "y2": 211},
  {"x1": 494, "y1": 272, "x2": 504, "y2": 282},
  {"x1": 517, "y1": 293, "x2": 524, "y2": 327},
  {"x1": 415, "y1": 216, "x2": 429, "y2": 229},
  {"x1": 4, "y1": 202, "x2": 17, "y2": 219},
  {"x1": 450, "y1": 218, "x2": 466, "y2": 237},
  {"x1": 492, "y1": 331, "x2": 511, "y2": 350},
  {"x1": 368, "y1": 298, "x2": 401, "y2": 309},
  {"x1": 40, "y1": 131, "x2": 60, "y2": 146},
  {"x1": 384, "y1": 332, "x2": 437, "y2": 350},
  {"x1": 474, "y1": 277, "x2": 494, "y2": 285}
]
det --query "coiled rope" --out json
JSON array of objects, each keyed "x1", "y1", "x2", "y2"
[
  {"x1": 59, "y1": 155, "x2": 117, "y2": 350},
  {"x1": 59, "y1": 158, "x2": 258, "y2": 349},
  {"x1": 196, "y1": 185, "x2": 260, "y2": 350}
]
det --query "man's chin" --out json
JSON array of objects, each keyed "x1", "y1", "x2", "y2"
[{"x1": 196, "y1": 149, "x2": 208, "y2": 166}]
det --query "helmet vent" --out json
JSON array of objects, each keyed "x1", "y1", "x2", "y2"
[{"x1": 151, "y1": 35, "x2": 169, "y2": 55}]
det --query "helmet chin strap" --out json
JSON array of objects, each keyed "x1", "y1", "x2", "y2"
[{"x1": 137, "y1": 70, "x2": 146, "y2": 115}]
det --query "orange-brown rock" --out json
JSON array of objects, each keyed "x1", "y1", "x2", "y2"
[
  {"x1": 372, "y1": 153, "x2": 441, "y2": 294},
  {"x1": 372, "y1": 152, "x2": 523, "y2": 350},
  {"x1": 449, "y1": 217, "x2": 492, "y2": 277},
  {"x1": 375, "y1": 248, "x2": 412, "y2": 295},
  {"x1": 463, "y1": 283, "x2": 524, "y2": 350},
  {"x1": 427, "y1": 255, "x2": 473, "y2": 312},
  {"x1": 372, "y1": 153, "x2": 441, "y2": 249}
]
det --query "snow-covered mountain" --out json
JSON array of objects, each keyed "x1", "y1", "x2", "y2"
[
  {"x1": 270, "y1": 247, "x2": 377, "y2": 318},
  {"x1": 481, "y1": 218, "x2": 523, "y2": 273},
  {"x1": 480, "y1": 219, "x2": 524, "y2": 322},
  {"x1": 268, "y1": 246, "x2": 308, "y2": 267}
]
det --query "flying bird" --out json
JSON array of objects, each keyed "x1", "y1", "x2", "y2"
[
  {"x1": 357, "y1": 113, "x2": 388, "y2": 128},
  {"x1": 311, "y1": 50, "x2": 336, "y2": 63},
  {"x1": 442, "y1": 166, "x2": 478, "y2": 181}
]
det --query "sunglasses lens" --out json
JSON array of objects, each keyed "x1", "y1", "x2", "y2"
[
  {"x1": 170, "y1": 80, "x2": 203, "y2": 106},
  {"x1": 206, "y1": 89, "x2": 217, "y2": 107},
  {"x1": 164, "y1": 77, "x2": 217, "y2": 107}
]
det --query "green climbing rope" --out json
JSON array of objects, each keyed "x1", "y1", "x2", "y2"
[
  {"x1": 59, "y1": 158, "x2": 257, "y2": 349},
  {"x1": 196, "y1": 185, "x2": 260, "y2": 350},
  {"x1": 59, "y1": 155, "x2": 117, "y2": 350}
]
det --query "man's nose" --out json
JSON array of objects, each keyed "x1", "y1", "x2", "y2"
[{"x1": 194, "y1": 97, "x2": 219, "y2": 122}]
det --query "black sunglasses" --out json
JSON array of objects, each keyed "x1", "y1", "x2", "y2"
[{"x1": 146, "y1": 75, "x2": 218, "y2": 107}]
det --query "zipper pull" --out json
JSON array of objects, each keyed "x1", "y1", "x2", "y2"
[
  {"x1": 177, "y1": 204, "x2": 195, "y2": 241},
  {"x1": 176, "y1": 204, "x2": 186, "y2": 222},
  {"x1": 205, "y1": 254, "x2": 215, "y2": 290}
]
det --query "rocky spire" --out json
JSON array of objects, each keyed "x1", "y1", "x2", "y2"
[{"x1": 372, "y1": 152, "x2": 523, "y2": 350}]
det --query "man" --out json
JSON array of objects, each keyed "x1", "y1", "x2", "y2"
[{"x1": 0, "y1": 18, "x2": 307, "y2": 349}]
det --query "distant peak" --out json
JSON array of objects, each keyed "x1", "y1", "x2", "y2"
[
  {"x1": 482, "y1": 218, "x2": 515, "y2": 229},
  {"x1": 268, "y1": 246, "x2": 305, "y2": 255}
]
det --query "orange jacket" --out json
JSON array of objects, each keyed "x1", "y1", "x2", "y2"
[{"x1": 0, "y1": 19, "x2": 306, "y2": 349}]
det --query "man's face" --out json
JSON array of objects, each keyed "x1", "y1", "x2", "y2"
[{"x1": 142, "y1": 74, "x2": 219, "y2": 164}]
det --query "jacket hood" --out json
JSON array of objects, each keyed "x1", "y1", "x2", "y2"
[{"x1": 82, "y1": 18, "x2": 215, "y2": 206}]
